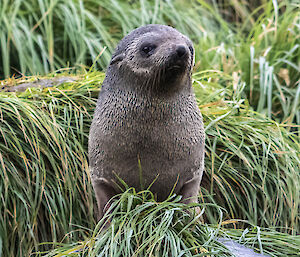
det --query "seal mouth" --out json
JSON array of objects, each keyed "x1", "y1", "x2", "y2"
[
  {"x1": 167, "y1": 65, "x2": 182, "y2": 71},
  {"x1": 164, "y1": 58, "x2": 188, "y2": 74}
]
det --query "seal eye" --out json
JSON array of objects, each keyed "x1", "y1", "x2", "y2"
[{"x1": 140, "y1": 43, "x2": 157, "y2": 57}]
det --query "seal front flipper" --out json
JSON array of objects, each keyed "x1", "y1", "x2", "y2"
[
  {"x1": 91, "y1": 178, "x2": 117, "y2": 221},
  {"x1": 179, "y1": 175, "x2": 202, "y2": 205}
]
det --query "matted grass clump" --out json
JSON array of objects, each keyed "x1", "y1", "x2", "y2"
[
  {"x1": 42, "y1": 190, "x2": 233, "y2": 257},
  {"x1": 0, "y1": 72, "x2": 299, "y2": 256},
  {"x1": 41, "y1": 189, "x2": 300, "y2": 257}
]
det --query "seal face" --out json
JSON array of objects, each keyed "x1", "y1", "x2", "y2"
[
  {"x1": 108, "y1": 24, "x2": 195, "y2": 94},
  {"x1": 89, "y1": 24, "x2": 205, "y2": 219}
]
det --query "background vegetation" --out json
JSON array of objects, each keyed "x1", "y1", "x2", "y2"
[
  {"x1": 0, "y1": 0, "x2": 299, "y2": 256},
  {"x1": 1, "y1": 0, "x2": 299, "y2": 123}
]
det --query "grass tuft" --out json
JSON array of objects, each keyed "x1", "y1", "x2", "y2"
[{"x1": 42, "y1": 189, "x2": 299, "y2": 257}]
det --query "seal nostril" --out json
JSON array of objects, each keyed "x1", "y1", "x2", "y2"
[{"x1": 176, "y1": 45, "x2": 187, "y2": 57}]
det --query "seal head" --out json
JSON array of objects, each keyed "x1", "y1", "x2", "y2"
[{"x1": 107, "y1": 24, "x2": 195, "y2": 94}]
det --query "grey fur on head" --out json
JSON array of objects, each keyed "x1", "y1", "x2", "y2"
[{"x1": 89, "y1": 24, "x2": 205, "y2": 220}]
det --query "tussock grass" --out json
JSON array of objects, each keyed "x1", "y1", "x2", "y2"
[
  {"x1": 42, "y1": 189, "x2": 300, "y2": 257},
  {"x1": 193, "y1": 70, "x2": 300, "y2": 233},
  {"x1": 194, "y1": 1, "x2": 300, "y2": 123},
  {"x1": 42, "y1": 190, "x2": 232, "y2": 257},
  {"x1": 237, "y1": 1, "x2": 300, "y2": 123},
  {"x1": 0, "y1": 73, "x2": 102, "y2": 256},
  {"x1": 0, "y1": 72, "x2": 299, "y2": 256}
]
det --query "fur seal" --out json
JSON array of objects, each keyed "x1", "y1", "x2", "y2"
[{"x1": 89, "y1": 24, "x2": 205, "y2": 219}]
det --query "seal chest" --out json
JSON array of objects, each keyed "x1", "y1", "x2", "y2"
[{"x1": 89, "y1": 24, "x2": 205, "y2": 219}]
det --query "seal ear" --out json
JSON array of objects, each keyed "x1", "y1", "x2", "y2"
[
  {"x1": 192, "y1": 51, "x2": 195, "y2": 67},
  {"x1": 188, "y1": 45, "x2": 195, "y2": 67},
  {"x1": 110, "y1": 53, "x2": 125, "y2": 65}
]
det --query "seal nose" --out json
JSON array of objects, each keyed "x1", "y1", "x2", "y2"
[{"x1": 176, "y1": 45, "x2": 187, "y2": 58}]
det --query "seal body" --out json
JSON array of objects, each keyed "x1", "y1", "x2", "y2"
[{"x1": 89, "y1": 24, "x2": 205, "y2": 218}]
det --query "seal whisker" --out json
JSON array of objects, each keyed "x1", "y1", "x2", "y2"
[{"x1": 151, "y1": 69, "x2": 158, "y2": 92}]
